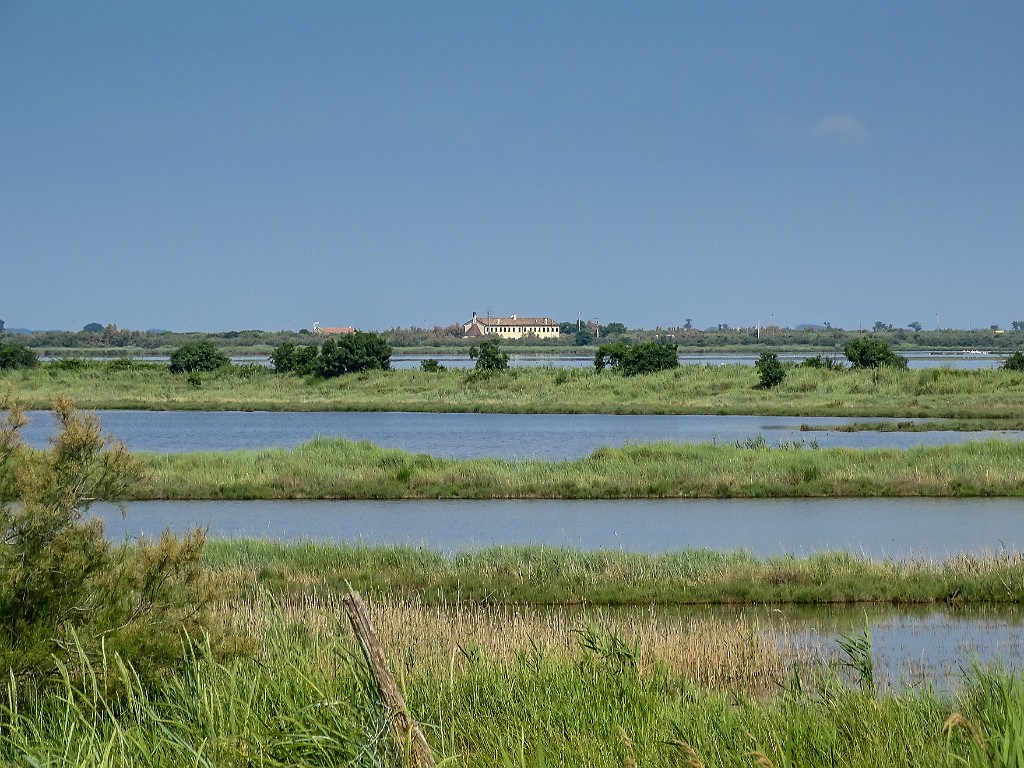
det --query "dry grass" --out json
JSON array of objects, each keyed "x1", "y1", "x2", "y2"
[{"x1": 221, "y1": 590, "x2": 816, "y2": 693}]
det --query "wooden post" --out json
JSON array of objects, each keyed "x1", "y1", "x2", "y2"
[{"x1": 342, "y1": 591, "x2": 436, "y2": 768}]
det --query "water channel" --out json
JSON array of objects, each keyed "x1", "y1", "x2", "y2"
[
  {"x1": 20, "y1": 410, "x2": 1024, "y2": 457},
  {"x1": 93, "y1": 497, "x2": 1024, "y2": 559}
]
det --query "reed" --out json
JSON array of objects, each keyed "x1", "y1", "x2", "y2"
[
  {"x1": 5, "y1": 363, "x2": 1024, "y2": 418},
  {"x1": 201, "y1": 541, "x2": 1024, "y2": 605},
  {"x1": 133, "y1": 436, "x2": 1024, "y2": 499},
  {"x1": 1, "y1": 587, "x2": 1019, "y2": 767}
]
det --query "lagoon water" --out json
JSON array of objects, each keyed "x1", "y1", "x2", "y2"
[
  {"x1": 95, "y1": 497, "x2": 1024, "y2": 561},
  {"x1": 19, "y1": 410, "x2": 1023, "y2": 457},
  {"x1": 389, "y1": 351, "x2": 1009, "y2": 371},
  {"x1": 92, "y1": 496, "x2": 1024, "y2": 688}
]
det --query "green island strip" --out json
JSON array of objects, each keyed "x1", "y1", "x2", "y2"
[
  {"x1": 6, "y1": 363, "x2": 1024, "y2": 418},
  {"x1": 204, "y1": 540, "x2": 1024, "y2": 606},
  {"x1": 800, "y1": 418, "x2": 1024, "y2": 432},
  {"x1": 134, "y1": 436, "x2": 1024, "y2": 499}
]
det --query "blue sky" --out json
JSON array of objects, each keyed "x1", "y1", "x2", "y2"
[{"x1": 2, "y1": 1, "x2": 1021, "y2": 332}]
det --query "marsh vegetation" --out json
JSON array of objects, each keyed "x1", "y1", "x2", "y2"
[
  {"x1": 130, "y1": 436, "x2": 1024, "y2": 499},
  {"x1": 4, "y1": 362, "x2": 1024, "y2": 418}
]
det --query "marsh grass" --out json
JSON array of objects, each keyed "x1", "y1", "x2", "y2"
[
  {"x1": 134, "y1": 436, "x2": 1024, "y2": 499},
  {"x1": 2, "y1": 586, "x2": 1021, "y2": 766},
  {"x1": 201, "y1": 542, "x2": 1024, "y2": 605},
  {"x1": 5, "y1": 363, "x2": 1024, "y2": 418}
]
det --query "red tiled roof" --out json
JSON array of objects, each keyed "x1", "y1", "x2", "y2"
[{"x1": 317, "y1": 326, "x2": 356, "y2": 335}]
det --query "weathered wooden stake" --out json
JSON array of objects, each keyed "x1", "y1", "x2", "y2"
[{"x1": 342, "y1": 590, "x2": 436, "y2": 768}]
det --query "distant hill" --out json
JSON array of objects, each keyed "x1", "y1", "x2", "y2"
[
  {"x1": 794, "y1": 323, "x2": 827, "y2": 331},
  {"x1": 3, "y1": 328, "x2": 33, "y2": 334}
]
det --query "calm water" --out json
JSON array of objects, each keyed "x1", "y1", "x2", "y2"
[
  {"x1": 390, "y1": 351, "x2": 1009, "y2": 370},
  {"x1": 93, "y1": 497, "x2": 1024, "y2": 687},
  {"x1": 19, "y1": 410, "x2": 1022, "y2": 457},
  {"x1": 95, "y1": 497, "x2": 1024, "y2": 560},
  {"x1": 44, "y1": 351, "x2": 1008, "y2": 370},
  {"x1": 684, "y1": 603, "x2": 1024, "y2": 692}
]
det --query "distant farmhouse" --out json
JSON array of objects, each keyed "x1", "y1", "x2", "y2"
[
  {"x1": 312, "y1": 322, "x2": 356, "y2": 336},
  {"x1": 463, "y1": 312, "x2": 560, "y2": 340}
]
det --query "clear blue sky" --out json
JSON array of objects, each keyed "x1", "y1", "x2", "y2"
[{"x1": 2, "y1": 1, "x2": 1021, "y2": 332}]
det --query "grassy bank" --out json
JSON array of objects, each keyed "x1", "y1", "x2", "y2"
[
  {"x1": 2, "y1": 586, "x2": 1019, "y2": 766},
  {"x1": 135, "y1": 436, "x2": 1024, "y2": 499},
  {"x1": 5, "y1": 362, "x2": 1024, "y2": 417},
  {"x1": 203, "y1": 541, "x2": 1024, "y2": 605},
  {"x1": 801, "y1": 418, "x2": 1024, "y2": 433}
]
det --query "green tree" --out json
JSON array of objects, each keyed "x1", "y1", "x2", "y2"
[
  {"x1": 843, "y1": 337, "x2": 908, "y2": 369},
  {"x1": 0, "y1": 394, "x2": 218, "y2": 689},
  {"x1": 270, "y1": 342, "x2": 320, "y2": 376},
  {"x1": 82, "y1": 322, "x2": 104, "y2": 333},
  {"x1": 169, "y1": 339, "x2": 230, "y2": 373},
  {"x1": 1003, "y1": 351, "x2": 1024, "y2": 371},
  {"x1": 1013, "y1": 321, "x2": 1024, "y2": 332},
  {"x1": 595, "y1": 341, "x2": 678, "y2": 376},
  {"x1": 574, "y1": 328, "x2": 594, "y2": 346},
  {"x1": 600, "y1": 322, "x2": 627, "y2": 336},
  {"x1": 468, "y1": 339, "x2": 509, "y2": 371},
  {"x1": 593, "y1": 341, "x2": 629, "y2": 372},
  {"x1": 755, "y1": 351, "x2": 786, "y2": 389},
  {"x1": 0, "y1": 341, "x2": 38, "y2": 370},
  {"x1": 317, "y1": 332, "x2": 391, "y2": 377},
  {"x1": 0, "y1": 318, "x2": 6, "y2": 333},
  {"x1": 908, "y1": 321, "x2": 923, "y2": 332},
  {"x1": 420, "y1": 358, "x2": 445, "y2": 372},
  {"x1": 271, "y1": 341, "x2": 320, "y2": 375}
]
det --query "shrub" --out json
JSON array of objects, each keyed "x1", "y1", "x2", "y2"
[
  {"x1": 755, "y1": 352, "x2": 786, "y2": 389},
  {"x1": 799, "y1": 355, "x2": 845, "y2": 370},
  {"x1": 843, "y1": 337, "x2": 908, "y2": 369},
  {"x1": 420, "y1": 358, "x2": 446, "y2": 372},
  {"x1": 272, "y1": 333, "x2": 392, "y2": 378},
  {"x1": 469, "y1": 339, "x2": 509, "y2": 371},
  {"x1": 169, "y1": 339, "x2": 229, "y2": 373},
  {"x1": 594, "y1": 341, "x2": 678, "y2": 376},
  {"x1": 0, "y1": 394, "x2": 220, "y2": 690},
  {"x1": 1003, "y1": 351, "x2": 1024, "y2": 371},
  {"x1": 271, "y1": 342, "x2": 320, "y2": 376},
  {"x1": 0, "y1": 341, "x2": 38, "y2": 371},
  {"x1": 318, "y1": 332, "x2": 391, "y2": 377}
]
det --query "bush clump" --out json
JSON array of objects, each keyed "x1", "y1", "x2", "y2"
[
  {"x1": 469, "y1": 339, "x2": 509, "y2": 372},
  {"x1": 799, "y1": 355, "x2": 845, "y2": 370},
  {"x1": 1002, "y1": 351, "x2": 1024, "y2": 371},
  {"x1": 843, "y1": 337, "x2": 908, "y2": 369},
  {"x1": 271, "y1": 332, "x2": 392, "y2": 377},
  {"x1": 0, "y1": 341, "x2": 38, "y2": 371},
  {"x1": 594, "y1": 341, "x2": 678, "y2": 376},
  {"x1": 169, "y1": 339, "x2": 229, "y2": 373},
  {"x1": 755, "y1": 351, "x2": 786, "y2": 389}
]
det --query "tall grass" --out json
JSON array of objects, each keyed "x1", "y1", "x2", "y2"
[
  {"x1": 2, "y1": 588, "x2": 1021, "y2": 766},
  {"x1": 135, "y1": 436, "x2": 1024, "y2": 499},
  {"x1": 202, "y1": 541, "x2": 1024, "y2": 605},
  {"x1": 5, "y1": 363, "x2": 1024, "y2": 418}
]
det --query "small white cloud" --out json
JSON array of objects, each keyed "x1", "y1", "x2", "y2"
[{"x1": 811, "y1": 113, "x2": 869, "y2": 142}]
